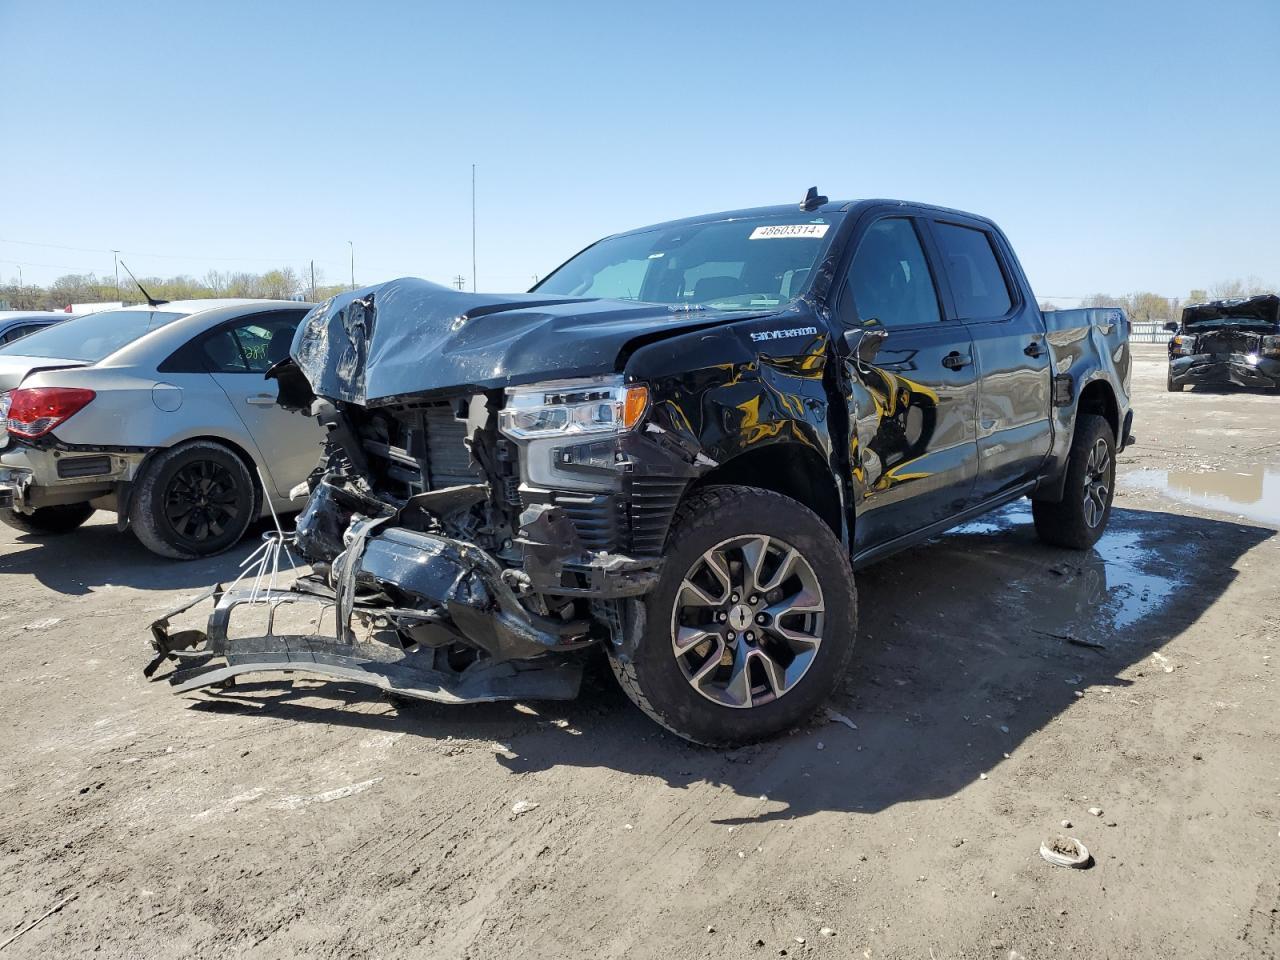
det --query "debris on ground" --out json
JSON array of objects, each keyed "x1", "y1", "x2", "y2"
[
  {"x1": 1040, "y1": 836, "x2": 1092, "y2": 868},
  {"x1": 1088, "y1": 806, "x2": 1103, "y2": 817},
  {"x1": 511, "y1": 800, "x2": 540, "y2": 817},
  {"x1": 825, "y1": 708, "x2": 858, "y2": 730}
]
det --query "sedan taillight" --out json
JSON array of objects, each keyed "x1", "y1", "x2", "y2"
[{"x1": 5, "y1": 387, "x2": 96, "y2": 439}]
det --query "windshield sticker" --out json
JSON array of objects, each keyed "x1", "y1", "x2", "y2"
[
  {"x1": 749, "y1": 224, "x2": 830, "y2": 240},
  {"x1": 750, "y1": 325, "x2": 819, "y2": 343}
]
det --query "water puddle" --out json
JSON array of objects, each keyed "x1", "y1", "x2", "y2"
[
  {"x1": 1127, "y1": 467, "x2": 1280, "y2": 527},
  {"x1": 945, "y1": 501, "x2": 1179, "y2": 640}
]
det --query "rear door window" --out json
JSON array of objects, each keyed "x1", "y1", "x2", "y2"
[{"x1": 932, "y1": 222, "x2": 1013, "y2": 319}]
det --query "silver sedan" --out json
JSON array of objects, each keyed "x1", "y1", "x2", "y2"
[{"x1": 0, "y1": 299, "x2": 324, "y2": 558}]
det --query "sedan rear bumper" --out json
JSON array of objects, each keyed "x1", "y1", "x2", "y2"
[{"x1": 0, "y1": 442, "x2": 146, "y2": 511}]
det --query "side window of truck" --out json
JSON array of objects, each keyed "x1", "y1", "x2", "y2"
[
  {"x1": 931, "y1": 222, "x2": 1013, "y2": 319},
  {"x1": 843, "y1": 218, "x2": 942, "y2": 328}
]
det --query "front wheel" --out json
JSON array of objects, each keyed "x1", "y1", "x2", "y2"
[
  {"x1": 1032, "y1": 414, "x2": 1116, "y2": 550},
  {"x1": 609, "y1": 485, "x2": 857, "y2": 747},
  {"x1": 0, "y1": 502, "x2": 95, "y2": 535},
  {"x1": 1166, "y1": 369, "x2": 1184, "y2": 392}
]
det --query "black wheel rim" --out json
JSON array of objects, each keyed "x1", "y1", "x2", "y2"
[{"x1": 163, "y1": 460, "x2": 242, "y2": 542}]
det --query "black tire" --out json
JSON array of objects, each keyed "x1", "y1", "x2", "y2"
[
  {"x1": 0, "y1": 502, "x2": 95, "y2": 535},
  {"x1": 129, "y1": 440, "x2": 257, "y2": 560},
  {"x1": 1166, "y1": 369, "x2": 1184, "y2": 392},
  {"x1": 1032, "y1": 414, "x2": 1116, "y2": 550},
  {"x1": 609, "y1": 485, "x2": 857, "y2": 747}
]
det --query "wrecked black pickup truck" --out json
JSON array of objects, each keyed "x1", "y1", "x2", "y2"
[
  {"x1": 1165, "y1": 294, "x2": 1280, "y2": 391},
  {"x1": 147, "y1": 192, "x2": 1133, "y2": 746}
]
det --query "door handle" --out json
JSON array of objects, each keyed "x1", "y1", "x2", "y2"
[
  {"x1": 246, "y1": 394, "x2": 277, "y2": 407},
  {"x1": 1024, "y1": 340, "x2": 1046, "y2": 358},
  {"x1": 941, "y1": 351, "x2": 972, "y2": 370}
]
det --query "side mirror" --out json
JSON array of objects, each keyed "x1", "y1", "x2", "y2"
[
  {"x1": 1164, "y1": 321, "x2": 1179, "y2": 333},
  {"x1": 844, "y1": 325, "x2": 889, "y2": 363}
]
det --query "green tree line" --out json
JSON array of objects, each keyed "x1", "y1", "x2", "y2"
[{"x1": 0, "y1": 267, "x2": 351, "y2": 311}]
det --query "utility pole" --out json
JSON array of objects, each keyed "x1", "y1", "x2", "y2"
[
  {"x1": 471, "y1": 163, "x2": 477, "y2": 292},
  {"x1": 112, "y1": 250, "x2": 120, "y2": 301},
  {"x1": 310, "y1": 260, "x2": 316, "y2": 299},
  {"x1": 453, "y1": 275, "x2": 466, "y2": 291},
  {"x1": 348, "y1": 241, "x2": 355, "y2": 291}
]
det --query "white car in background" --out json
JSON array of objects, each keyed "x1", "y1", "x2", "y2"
[
  {"x1": 0, "y1": 299, "x2": 324, "y2": 558},
  {"x1": 0, "y1": 310, "x2": 79, "y2": 346}
]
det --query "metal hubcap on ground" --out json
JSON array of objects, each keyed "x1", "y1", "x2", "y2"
[
  {"x1": 1082, "y1": 438, "x2": 1112, "y2": 528},
  {"x1": 670, "y1": 534, "x2": 825, "y2": 709},
  {"x1": 164, "y1": 460, "x2": 240, "y2": 542}
]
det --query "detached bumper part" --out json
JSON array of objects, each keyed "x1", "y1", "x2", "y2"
[
  {"x1": 147, "y1": 582, "x2": 585, "y2": 704},
  {"x1": 143, "y1": 514, "x2": 654, "y2": 702}
]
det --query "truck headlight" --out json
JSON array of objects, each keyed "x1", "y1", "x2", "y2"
[
  {"x1": 499, "y1": 376, "x2": 648, "y2": 439},
  {"x1": 1170, "y1": 335, "x2": 1195, "y2": 356}
]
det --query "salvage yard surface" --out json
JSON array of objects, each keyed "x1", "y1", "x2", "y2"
[{"x1": 1, "y1": 347, "x2": 1277, "y2": 959}]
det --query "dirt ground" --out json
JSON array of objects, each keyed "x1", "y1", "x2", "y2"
[{"x1": 1, "y1": 346, "x2": 1277, "y2": 960}]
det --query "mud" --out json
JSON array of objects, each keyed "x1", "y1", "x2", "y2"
[{"x1": 0, "y1": 346, "x2": 1277, "y2": 959}]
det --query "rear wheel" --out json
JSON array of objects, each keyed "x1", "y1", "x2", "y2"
[
  {"x1": 129, "y1": 441, "x2": 256, "y2": 559},
  {"x1": 609, "y1": 485, "x2": 857, "y2": 747},
  {"x1": 1033, "y1": 414, "x2": 1116, "y2": 550},
  {"x1": 0, "y1": 502, "x2": 94, "y2": 535}
]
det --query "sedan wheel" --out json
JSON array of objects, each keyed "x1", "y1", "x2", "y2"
[{"x1": 130, "y1": 440, "x2": 257, "y2": 560}]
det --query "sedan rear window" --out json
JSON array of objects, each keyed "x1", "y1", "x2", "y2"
[{"x1": 0, "y1": 309, "x2": 187, "y2": 362}]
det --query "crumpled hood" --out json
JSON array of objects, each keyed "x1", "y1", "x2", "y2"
[
  {"x1": 1182, "y1": 294, "x2": 1279, "y2": 328},
  {"x1": 291, "y1": 277, "x2": 768, "y2": 405}
]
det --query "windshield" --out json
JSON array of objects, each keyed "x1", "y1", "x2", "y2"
[
  {"x1": 0, "y1": 309, "x2": 187, "y2": 362},
  {"x1": 535, "y1": 213, "x2": 843, "y2": 310}
]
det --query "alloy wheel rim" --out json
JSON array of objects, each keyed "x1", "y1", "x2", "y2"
[
  {"x1": 1081, "y1": 438, "x2": 1112, "y2": 529},
  {"x1": 164, "y1": 460, "x2": 241, "y2": 542},
  {"x1": 670, "y1": 534, "x2": 825, "y2": 709}
]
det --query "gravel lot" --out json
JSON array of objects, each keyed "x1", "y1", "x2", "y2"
[{"x1": 1, "y1": 347, "x2": 1276, "y2": 959}]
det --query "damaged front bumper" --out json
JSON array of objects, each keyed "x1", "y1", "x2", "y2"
[
  {"x1": 1169, "y1": 354, "x2": 1280, "y2": 389},
  {"x1": 146, "y1": 510, "x2": 660, "y2": 704}
]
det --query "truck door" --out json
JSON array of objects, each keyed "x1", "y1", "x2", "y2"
[
  {"x1": 835, "y1": 214, "x2": 979, "y2": 551},
  {"x1": 924, "y1": 216, "x2": 1052, "y2": 502}
]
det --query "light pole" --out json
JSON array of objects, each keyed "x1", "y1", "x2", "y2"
[
  {"x1": 471, "y1": 163, "x2": 477, "y2": 292},
  {"x1": 348, "y1": 241, "x2": 355, "y2": 291},
  {"x1": 112, "y1": 250, "x2": 120, "y2": 301}
]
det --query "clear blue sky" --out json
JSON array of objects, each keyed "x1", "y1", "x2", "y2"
[{"x1": 2, "y1": 0, "x2": 1277, "y2": 303}]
